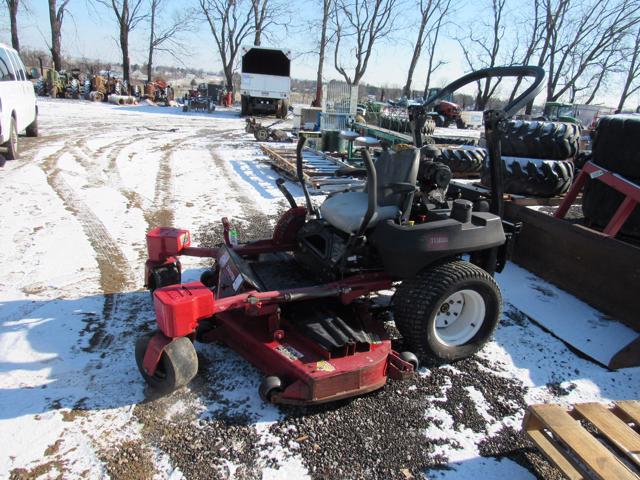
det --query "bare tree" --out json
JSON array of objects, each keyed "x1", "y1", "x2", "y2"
[
  {"x1": 200, "y1": 0, "x2": 254, "y2": 90},
  {"x1": 458, "y1": 0, "x2": 512, "y2": 110},
  {"x1": 540, "y1": 0, "x2": 639, "y2": 103},
  {"x1": 313, "y1": 0, "x2": 333, "y2": 105},
  {"x1": 47, "y1": 0, "x2": 71, "y2": 71},
  {"x1": 5, "y1": 0, "x2": 20, "y2": 51},
  {"x1": 94, "y1": 0, "x2": 147, "y2": 87},
  {"x1": 147, "y1": 0, "x2": 190, "y2": 82},
  {"x1": 332, "y1": 0, "x2": 398, "y2": 86},
  {"x1": 507, "y1": 0, "x2": 544, "y2": 105},
  {"x1": 422, "y1": 4, "x2": 448, "y2": 99},
  {"x1": 617, "y1": 27, "x2": 640, "y2": 111},
  {"x1": 250, "y1": 0, "x2": 287, "y2": 46},
  {"x1": 402, "y1": 0, "x2": 450, "y2": 97}
]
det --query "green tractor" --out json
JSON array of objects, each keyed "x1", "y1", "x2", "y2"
[
  {"x1": 46, "y1": 69, "x2": 65, "y2": 98},
  {"x1": 540, "y1": 102, "x2": 580, "y2": 124}
]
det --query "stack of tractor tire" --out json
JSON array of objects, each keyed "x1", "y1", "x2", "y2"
[
  {"x1": 480, "y1": 120, "x2": 579, "y2": 197},
  {"x1": 582, "y1": 115, "x2": 640, "y2": 238}
]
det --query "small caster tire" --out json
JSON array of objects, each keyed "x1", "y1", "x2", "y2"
[
  {"x1": 399, "y1": 351, "x2": 419, "y2": 371},
  {"x1": 148, "y1": 263, "x2": 181, "y2": 298},
  {"x1": 200, "y1": 269, "x2": 217, "y2": 288},
  {"x1": 135, "y1": 333, "x2": 198, "y2": 394},
  {"x1": 259, "y1": 376, "x2": 283, "y2": 403}
]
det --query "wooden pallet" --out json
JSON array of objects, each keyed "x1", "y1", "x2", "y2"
[
  {"x1": 524, "y1": 401, "x2": 640, "y2": 479},
  {"x1": 260, "y1": 144, "x2": 364, "y2": 194}
]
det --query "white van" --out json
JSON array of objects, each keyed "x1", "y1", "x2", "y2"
[{"x1": 0, "y1": 43, "x2": 38, "y2": 160}]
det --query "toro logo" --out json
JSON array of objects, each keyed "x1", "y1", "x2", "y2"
[{"x1": 428, "y1": 234, "x2": 449, "y2": 250}]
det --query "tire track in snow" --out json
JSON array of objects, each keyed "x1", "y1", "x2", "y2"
[{"x1": 40, "y1": 146, "x2": 135, "y2": 294}]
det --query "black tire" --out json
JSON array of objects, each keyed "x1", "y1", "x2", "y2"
[
  {"x1": 26, "y1": 115, "x2": 38, "y2": 137},
  {"x1": 135, "y1": 333, "x2": 198, "y2": 394},
  {"x1": 434, "y1": 115, "x2": 444, "y2": 128},
  {"x1": 574, "y1": 150, "x2": 591, "y2": 171},
  {"x1": 148, "y1": 263, "x2": 181, "y2": 297},
  {"x1": 480, "y1": 157, "x2": 574, "y2": 197},
  {"x1": 438, "y1": 145, "x2": 486, "y2": 174},
  {"x1": 393, "y1": 260, "x2": 501, "y2": 363},
  {"x1": 255, "y1": 127, "x2": 270, "y2": 142},
  {"x1": 431, "y1": 135, "x2": 479, "y2": 146},
  {"x1": 259, "y1": 376, "x2": 283, "y2": 403},
  {"x1": 591, "y1": 114, "x2": 640, "y2": 179},
  {"x1": 4, "y1": 117, "x2": 18, "y2": 160},
  {"x1": 241, "y1": 95, "x2": 248, "y2": 116},
  {"x1": 424, "y1": 118, "x2": 436, "y2": 136},
  {"x1": 582, "y1": 177, "x2": 640, "y2": 238},
  {"x1": 456, "y1": 118, "x2": 466, "y2": 129},
  {"x1": 443, "y1": 118, "x2": 452, "y2": 128},
  {"x1": 499, "y1": 120, "x2": 580, "y2": 160},
  {"x1": 399, "y1": 351, "x2": 419, "y2": 370}
]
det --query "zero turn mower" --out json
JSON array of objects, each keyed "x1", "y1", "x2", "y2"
[{"x1": 136, "y1": 66, "x2": 545, "y2": 405}]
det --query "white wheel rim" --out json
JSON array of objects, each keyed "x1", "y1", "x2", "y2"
[{"x1": 433, "y1": 289, "x2": 485, "y2": 346}]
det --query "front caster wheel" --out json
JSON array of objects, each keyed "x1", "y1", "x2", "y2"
[
  {"x1": 259, "y1": 376, "x2": 283, "y2": 403},
  {"x1": 148, "y1": 263, "x2": 181, "y2": 298},
  {"x1": 399, "y1": 351, "x2": 419, "y2": 371},
  {"x1": 135, "y1": 333, "x2": 198, "y2": 394},
  {"x1": 394, "y1": 260, "x2": 501, "y2": 364}
]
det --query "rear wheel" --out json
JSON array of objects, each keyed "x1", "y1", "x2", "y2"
[
  {"x1": 135, "y1": 333, "x2": 198, "y2": 394},
  {"x1": 5, "y1": 118, "x2": 18, "y2": 160},
  {"x1": 393, "y1": 260, "x2": 501, "y2": 363},
  {"x1": 255, "y1": 127, "x2": 270, "y2": 142},
  {"x1": 456, "y1": 118, "x2": 466, "y2": 129}
]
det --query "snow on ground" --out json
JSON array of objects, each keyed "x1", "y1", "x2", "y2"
[{"x1": 0, "y1": 98, "x2": 638, "y2": 479}]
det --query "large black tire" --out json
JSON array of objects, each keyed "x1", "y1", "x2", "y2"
[
  {"x1": 582, "y1": 114, "x2": 640, "y2": 237},
  {"x1": 499, "y1": 120, "x2": 580, "y2": 160},
  {"x1": 438, "y1": 145, "x2": 486, "y2": 174},
  {"x1": 135, "y1": 333, "x2": 198, "y2": 394},
  {"x1": 591, "y1": 114, "x2": 640, "y2": 179},
  {"x1": 394, "y1": 260, "x2": 501, "y2": 363},
  {"x1": 26, "y1": 115, "x2": 38, "y2": 137},
  {"x1": 456, "y1": 118, "x2": 466, "y2": 129},
  {"x1": 4, "y1": 117, "x2": 18, "y2": 160},
  {"x1": 431, "y1": 135, "x2": 479, "y2": 146},
  {"x1": 480, "y1": 157, "x2": 574, "y2": 197},
  {"x1": 582, "y1": 180, "x2": 640, "y2": 237}
]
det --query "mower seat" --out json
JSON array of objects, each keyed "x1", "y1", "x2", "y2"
[{"x1": 320, "y1": 148, "x2": 420, "y2": 234}]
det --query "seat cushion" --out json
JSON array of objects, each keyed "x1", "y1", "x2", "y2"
[{"x1": 320, "y1": 191, "x2": 399, "y2": 234}]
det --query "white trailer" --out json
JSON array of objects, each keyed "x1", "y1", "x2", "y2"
[{"x1": 240, "y1": 46, "x2": 291, "y2": 118}]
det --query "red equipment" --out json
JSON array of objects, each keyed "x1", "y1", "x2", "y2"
[
  {"x1": 555, "y1": 161, "x2": 640, "y2": 237},
  {"x1": 141, "y1": 214, "x2": 415, "y2": 405}
]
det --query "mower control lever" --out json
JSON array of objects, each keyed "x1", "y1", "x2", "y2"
[
  {"x1": 357, "y1": 149, "x2": 378, "y2": 237},
  {"x1": 275, "y1": 178, "x2": 297, "y2": 209},
  {"x1": 296, "y1": 136, "x2": 317, "y2": 217}
]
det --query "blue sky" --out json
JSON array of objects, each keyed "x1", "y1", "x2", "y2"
[
  {"x1": 0, "y1": 0, "x2": 633, "y2": 107},
  {"x1": 0, "y1": 0, "x2": 467, "y2": 89}
]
